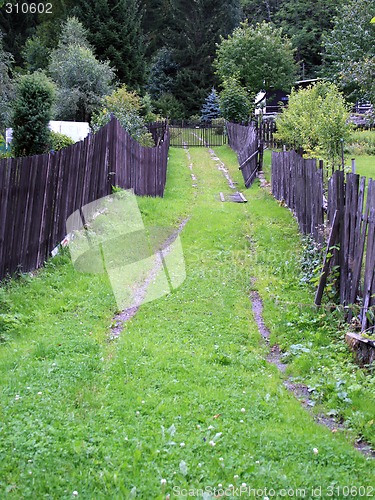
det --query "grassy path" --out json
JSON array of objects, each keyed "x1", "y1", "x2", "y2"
[{"x1": 0, "y1": 147, "x2": 374, "y2": 498}]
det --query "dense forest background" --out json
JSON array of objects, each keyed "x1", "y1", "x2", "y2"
[{"x1": 0, "y1": 0, "x2": 372, "y2": 120}]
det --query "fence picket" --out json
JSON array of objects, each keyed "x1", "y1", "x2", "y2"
[
  {"x1": 0, "y1": 118, "x2": 170, "y2": 279},
  {"x1": 271, "y1": 150, "x2": 375, "y2": 332}
]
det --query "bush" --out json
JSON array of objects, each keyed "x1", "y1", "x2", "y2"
[
  {"x1": 344, "y1": 130, "x2": 375, "y2": 156},
  {"x1": 276, "y1": 82, "x2": 351, "y2": 167},
  {"x1": 219, "y1": 75, "x2": 253, "y2": 123},
  {"x1": 11, "y1": 72, "x2": 56, "y2": 157},
  {"x1": 153, "y1": 93, "x2": 184, "y2": 120},
  {"x1": 91, "y1": 85, "x2": 154, "y2": 147},
  {"x1": 50, "y1": 131, "x2": 75, "y2": 151}
]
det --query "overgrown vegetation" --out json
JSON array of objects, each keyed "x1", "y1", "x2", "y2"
[
  {"x1": 49, "y1": 131, "x2": 75, "y2": 151},
  {"x1": 91, "y1": 84, "x2": 154, "y2": 146}
]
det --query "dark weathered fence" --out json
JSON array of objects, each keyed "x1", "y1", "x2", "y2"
[
  {"x1": 227, "y1": 122, "x2": 261, "y2": 188},
  {"x1": 0, "y1": 117, "x2": 170, "y2": 279},
  {"x1": 271, "y1": 151, "x2": 324, "y2": 242},
  {"x1": 169, "y1": 120, "x2": 227, "y2": 148},
  {"x1": 257, "y1": 120, "x2": 277, "y2": 148},
  {"x1": 271, "y1": 150, "x2": 375, "y2": 332}
]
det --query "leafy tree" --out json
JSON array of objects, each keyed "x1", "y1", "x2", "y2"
[
  {"x1": 275, "y1": 82, "x2": 351, "y2": 167},
  {"x1": 21, "y1": 0, "x2": 77, "y2": 72},
  {"x1": 214, "y1": 21, "x2": 297, "y2": 96},
  {"x1": 22, "y1": 34, "x2": 50, "y2": 72},
  {"x1": 322, "y1": 0, "x2": 375, "y2": 104},
  {"x1": 219, "y1": 76, "x2": 253, "y2": 123},
  {"x1": 71, "y1": 0, "x2": 146, "y2": 87},
  {"x1": 0, "y1": 31, "x2": 14, "y2": 131},
  {"x1": 91, "y1": 85, "x2": 154, "y2": 146},
  {"x1": 200, "y1": 88, "x2": 221, "y2": 123},
  {"x1": 49, "y1": 18, "x2": 115, "y2": 121},
  {"x1": 11, "y1": 72, "x2": 56, "y2": 157},
  {"x1": 164, "y1": 0, "x2": 241, "y2": 115}
]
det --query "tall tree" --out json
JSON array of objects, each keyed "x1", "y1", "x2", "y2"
[
  {"x1": 214, "y1": 21, "x2": 297, "y2": 95},
  {"x1": 322, "y1": 0, "x2": 375, "y2": 104},
  {"x1": 147, "y1": 47, "x2": 179, "y2": 100},
  {"x1": 0, "y1": 4, "x2": 38, "y2": 67},
  {"x1": 71, "y1": 0, "x2": 146, "y2": 87},
  {"x1": 140, "y1": 0, "x2": 172, "y2": 58},
  {"x1": 274, "y1": 0, "x2": 344, "y2": 79},
  {"x1": 164, "y1": 0, "x2": 241, "y2": 116},
  {"x1": 49, "y1": 18, "x2": 115, "y2": 121},
  {"x1": 0, "y1": 31, "x2": 14, "y2": 131}
]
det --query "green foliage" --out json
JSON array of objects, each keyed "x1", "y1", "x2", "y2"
[
  {"x1": 11, "y1": 72, "x2": 55, "y2": 157},
  {"x1": 22, "y1": 34, "x2": 50, "y2": 72},
  {"x1": 49, "y1": 131, "x2": 75, "y2": 151},
  {"x1": 274, "y1": 0, "x2": 343, "y2": 79},
  {"x1": 219, "y1": 75, "x2": 253, "y2": 123},
  {"x1": 276, "y1": 82, "x2": 351, "y2": 166},
  {"x1": 163, "y1": 0, "x2": 241, "y2": 115},
  {"x1": 214, "y1": 21, "x2": 297, "y2": 95},
  {"x1": 0, "y1": 31, "x2": 14, "y2": 130},
  {"x1": 140, "y1": 93, "x2": 158, "y2": 123},
  {"x1": 322, "y1": 0, "x2": 375, "y2": 104},
  {"x1": 0, "y1": 133, "x2": 11, "y2": 158},
  {"x1": 71, "y1": 0, "x2": 146, "y2": 86},
  {"x1": 49, "y1": 17, "x2": 115, "y2": 121},
  {"x1": 345, "y1": 130, "x2": 375, "y2": 156},
  {"x1": 0, "y1": 3, "x2": 39, "y2": 67},
  {"x1": 147, "y1": 47, "x2": 178, "y2": 100},
  {"x1": 91, "y1": 85, "x2": 154, "y2": 146},
  {"x1": 153, "y1": 93, "x2": 184, "y2": 120},
  {"x1": 239, "y1": 1, "x2": 343, "y2": 78},
  {"x1": 200, "y1": 88, "x2": 221, "y2": 124}
]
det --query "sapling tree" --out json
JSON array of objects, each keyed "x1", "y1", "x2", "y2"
[{"x1": 276, "y1": 82, "x2": 351, "y2": 167}]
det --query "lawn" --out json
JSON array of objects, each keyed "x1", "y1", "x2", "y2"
[
  {"x1": 0, "y1": 146, "x2": 374, "y2": 498},
  {"x1": 353, "y1": 154, "x2": 375, "y2": 179}
]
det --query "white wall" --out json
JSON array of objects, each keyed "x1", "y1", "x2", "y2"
[{"x1": 6, "y1": 120, "x2": 91, "y2": 146}]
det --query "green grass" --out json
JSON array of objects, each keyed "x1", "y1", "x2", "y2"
[
  {"x1": 1, "y1": 145, "x2": 374, "y2": 498},
  {"x1": 352, "y1": 155, "x2": 375, "y2": 179}
]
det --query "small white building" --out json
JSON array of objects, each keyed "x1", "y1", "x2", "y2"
[{"x1": 6, "y1": 121, "x2": 91, "y2": 146}]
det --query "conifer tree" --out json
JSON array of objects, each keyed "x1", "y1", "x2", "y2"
[
  {"x1": 164, "y1": 0, "x2": 241, "y2": 116},
  {"x1": 200, "y1": 88, "x2": 221, "y2": 124},
  {"x1": 11, "y1": 72, "x2": 56, "y2": 157},
  {"x1": 72, "y1": 0, "x2": 146, "y2": 87}
]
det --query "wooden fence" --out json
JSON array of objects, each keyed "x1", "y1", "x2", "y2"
[
  {"x1": 227, "y1": 122, "x2": 261, "y2": 188},
  {"x1": 257, "y1": 120, "x2": 277, "y2": 149},
  {"x1": 0, "y1": 117, "x2": 170, "y2": 280},
  {"x1": 271, "y1": 150, "x2": 324, "y2": 242},
  {"x1": 271, "y1": 150, "x2": 375, "y2": 332}
]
